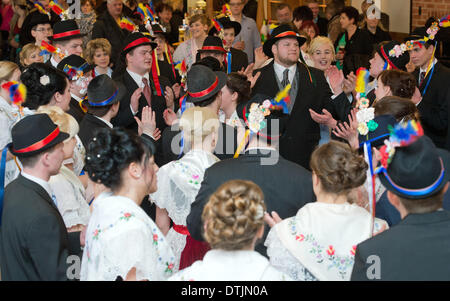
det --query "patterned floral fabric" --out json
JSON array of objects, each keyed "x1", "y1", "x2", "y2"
[{"x1": 80, "y1": 195, "x2": 175, "y2": 281}]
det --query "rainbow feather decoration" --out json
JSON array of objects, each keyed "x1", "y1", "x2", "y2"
[
  {"x1": 355, "y1": 67, "x2": 370, "y2": 95},
  {"x1": 272, "y1": 84, "x2": 291, "y2": 113},
  {"x1": 1, "y1": 81, "x2": 27, "y2": 106},
  {"x1": 222, "y1": 4, "x2": 231, "y2": 16},
  {"x1": 119, "y1": 17, "x2": 138, "y2": 32},
  {"x1": 439, "y1": 15, "x2": 450, "y2": 27},
  {"x1": 148, "y1": 1, "x2": 155, "y2": 16},
  {"x1": 49, "y1": 0, "x2": 69, "y2": 20},
  {"x1": 40, "y1": 40, "x2": 65, "y2": 59},
  {"x1": 33, "y1": 0, "x2": 49, "y2": 15},
  {"x1": 137, "y1": 3, "x2": 155, "y2": 23},
  {"x1": 175, "y1": 60, "x2": 187, "y2": 86},
  {"x1": 212, "y1": 18, "x2": 226, "y2": 46},
  {"x1": 63, "y1": 63, "x2": 89, "y2": 81}
]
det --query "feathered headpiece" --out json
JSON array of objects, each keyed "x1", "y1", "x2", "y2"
[
  {"x1": 49, "y1": 0, "x2": 70, "y2": 20},
  {"x1": 40, "y1": 40, "x2": 65, "y2": 59},
  {"x1": 1, "y1": 81, "x2": 27, "y2": 106},
  {"x1": 119, "y1": 17, "x2": 138, "y2": 32}
]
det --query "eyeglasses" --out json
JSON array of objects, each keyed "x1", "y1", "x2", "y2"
[
  {"x1": 229, "y1": 2, "x2": 243, "y2": 6},
  {"x1": 34, "y1": 28, "x2": 53, "y2": 33}
]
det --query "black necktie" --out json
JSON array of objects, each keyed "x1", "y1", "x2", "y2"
[
  {"x1": 419, "y1": 71, "x2": 426, "y2": 86},
  {"x1": 281, "y1": 69, "x2": 290, "y2": 87}
]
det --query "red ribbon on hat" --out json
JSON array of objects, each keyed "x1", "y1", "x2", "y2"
[
  {"x1": 52, "y1": 29, "x2": 81, "y2": 39},
  {"x1": 123, "y1": 37, "x2": 151, "y2": 52},
  {"x1": 12, "y1": 127, "x2": 60, "y2": 154},
  {"x1": 274, "y1": 31, "x2": 298, "y2": 38},
  {"x1": 380, "y1": 46, "x2": 399, "y2": 70},
  {"x1": 201, "y1": 46, "x2": 226, "y2": 53},
  {"x1": 188, "y1": 77, "x2": 219, "y2": 98}
]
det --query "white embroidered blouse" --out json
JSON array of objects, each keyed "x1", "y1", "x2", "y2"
[
  {"x1": 80, "y1": 195, "x2": 176, "y2": 281},
  {"x1": 265, "y1": 202, "x2": 388, "y2": 281}
]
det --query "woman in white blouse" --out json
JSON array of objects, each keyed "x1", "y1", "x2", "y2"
[
  {"x1": 219, "y1": 72, "x2": 250, "y2": 128},
  {"x1": 0, "y1": 61, "x2": 23, "y2": 187},
  {"x1": 173, "y1": 14, "x2": 210, "y2": 70},
  {"x1": 169, "y1": 179, "x2": 291, "y2": 281},
  {"x1": 151, "y1": 106, "x2": 220, "y2": 272},
  {"x1": 80, "y1": 128, "x2": 175, "y2": 281},
  {"x1": 264, "y1": 140, "x2": 388, "y2": 281}
]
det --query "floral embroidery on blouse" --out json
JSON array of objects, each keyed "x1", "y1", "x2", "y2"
[
  {"x1": 165, "y1": 262, "x2": 174, "y2": 274},
  {"x1": 174, "y1": 161, "x2": 202, "y2": 186},
  {"x1": 288, "y1": 219, "x2": 355, "y2": 279}
]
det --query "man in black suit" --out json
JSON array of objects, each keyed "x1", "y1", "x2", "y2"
[
  {"x1": 306, "y1": 0, "x2": 328, "y2": 37},
  {"x1": 0, "y1": 114, "x2": 83, "y2": 280},
  {"x1": 112, "y1": 32, "x2": 175, "y2": 135},
  {"x1": 160, "y1": 64, "x2": 238, "y2": 166},
  {"x1": 405, "y1": 27, "x2": 450, "y2": 149},
  {"x1": 351, "y1": 134, "x2": 450, "y2": 280},
  {"x1": 208, "y1": 17, "x2": 248, "y2": 73},
  {"x1": 57, "y1": 55, "x2": 94, "y2": 124},
  {"x1": 252, "y1": 24, "x2": 351, "y2": 170},
  {"x1": 187, "y1": 95, "x2": 315, "y2": 256}
]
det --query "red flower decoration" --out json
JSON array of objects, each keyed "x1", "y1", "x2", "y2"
[
  {"x1": 153, "y1": 234, "x2": 158, "y2": 241},
  {"x1": 124, "y1": 213, "x2": 131, "y2": 218},
  {"x1": 295, "y1": 234, "x2": 305, "y2": 242},
  {"x1": 326, "y1": 245, "x2": 335, "y2": 256},
  {"x1": 350, "y1": 245, "x2": 357, "y2": 256},
  {"x1": 379, "y1": 145, "x2": 389, "y2": 169}
]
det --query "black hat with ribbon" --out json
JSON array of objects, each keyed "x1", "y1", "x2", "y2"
[
  {"x1": 374, "y1": 120, "x2": 450, "y2": 199},
  {"x1": 208, "y1": 17, "x2": 241, "y2": 36},
  {"x1": 57, "y1": 54, "x2": 94, "y2": 80},
  {"x1": 186, "y1": 64, "x2": 227, "y2": 103},
  {"x1": 358, "y1": 114, "x2": 397, "y2": 149},
  {"x1": 121, "y1": 32, "x2": 157, "y2": 57},
  {"x1": 263, "y1": 24, "x2": 306, "y2": 58},
  {"x1": 50, "y1": 19, "x2": 85, "y2": 42},
  {"x1": 198, "y1": 36, "x2": 227, "y2": 54},
  {"x1": 376, "y1": 41, "x2": 410, "y2": 71},
  {"x1": 84, "y1": 74, "x2": 124, "y2": 108},
  {"x1": 10, "y1": 114, "x2": 69, "y2": 157}
]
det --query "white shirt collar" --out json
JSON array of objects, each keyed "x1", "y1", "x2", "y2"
[
  {"x1": 94, "y1": 115, "x2": 113, "y2": 128},
  {"x1": 420, "y1": 58, "x2": 438, "y2": 74},
  {"x1": 21, "y1": 172, "x2": 53, "y2": 198},
  {"x1": 71, "y1": 93, "x2": 84, "y2": 103},
  {"x1": 273, "y1": 61, "x2": 296, "y2": 84},
  {"x1": 126, "y1": 68, "x2": 150, "y2": 89},
  {"x1": 50, "y1": 56, "x2": 59, "y2": 68}
]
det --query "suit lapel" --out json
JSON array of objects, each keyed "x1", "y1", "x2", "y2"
[
  {"x1": 17, "y1": 175, "x2": 58, "y2": 212},
  {"x1": 290, "y1": 63, "x2": 315, "y2": 116}
]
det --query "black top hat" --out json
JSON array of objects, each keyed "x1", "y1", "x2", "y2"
[
  {"x1": 376, "y1": 41, "x2": 410, "y2": 71},
  {"x1": 28, "y1": 12, "x2": 51, "y2": 29},
  {"x1": 377, "y1": 135, "x2": 450, "y2": 199},
  {"x1": 186, "y1": 65, "x2": 227, "y2": 103},
  {"x1": 50, "y1": 19, "x2": 86, "y2": 42},
  {"x1": 151, "y1": 23, "x2": 170, "y2": 40},
  {"x1": 198, "y1": 36, "x2": 227, "y2": 54},
  {"x1": 57, "y1": 55, "x2": 94, "y2": 80},
  {"x1": 84, "y1": 74, "x2": 124, "y2": 107},
  {"x1": 10, "y1": 114, "x2": 69, "y2": 157},
  {"x1": 263, "y1": 24, "x2": 306, "y2": 58},
  {"x1": 121, "y1": 32, "x2": 157, "y2": 57},
  {"x1": 236, "y1": 94, "x2": 289, "y2": 140},
  {"x1": 358, "y1": 114, "x2": 397, "y2": 149},
  {"x1": 208, "y1": 17, "x2": 241, "y2": 36}
]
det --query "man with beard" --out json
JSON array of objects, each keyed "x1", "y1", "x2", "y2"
[{"x1": 251, "y1": 24, "x2": 351, "y2": 170}]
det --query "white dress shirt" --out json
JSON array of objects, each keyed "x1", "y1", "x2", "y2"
[{"x1": 273, "y1": 62, "x2": 296, "y2": 85}]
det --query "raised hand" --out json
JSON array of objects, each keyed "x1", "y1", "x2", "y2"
[
  {"x1": 332, "y1": 108, "x2": 359, "y2": 149},
  {"x1": 326, "y1": 65, "x2": 344, "y2": 95},
  {"x1": 343, "y1": 71, "x2": 356, "y2": 95},
  {"x1": 264, "y1": 211, "x2": 282, "y2": 228},
  {"x1": 309, "y1": 108, "x2": 337, "y2": 129},
  {"x1": 234, "y1": 41, "x2": 245, "y2": 51},
  {"x1": 254, "y1": 46, "x2": 268, "y2": 70},
  {"x1": 172, "y1": 83, "x2": 181, "y2": 99},
  {"x1": 164, "y1": 86, "x2": 175, "y2": 110},
  {"x1": 130, "y1": 87, "x2": 143, "y2": 114},
  {"x1": 135, "y1": 106, "x2": 158, "y2": 138},
  {"x1": 163, "y1": 108, "x2": 178, "y2": 126}
]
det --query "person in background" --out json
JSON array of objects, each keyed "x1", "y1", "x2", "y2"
[
  {"x1": 360, "y1": 0, "x2": 389, "y2": 32},
  {"x1": 47, "y1": 20, "x2": 85, "y2": 69},
  {"x1": 84, "y1": 38, "x2": 113, "y2": 78},
  {"x1": 275, "y1": 3, "x2": 293, "y2": 25},
  {"x1": 228, "y1": 0, "x2": 261, "y2": 64},
  {"x1": 19, "y1": 43, "x2": 44, "y2": 68},
  {"x1": 360, "y1": 4, "x2": 391, "y2": 50},
  {"x1": 242, "y1": 0, "x2": 257, "y2": 21},
  {"x1": 300, "y1": 20, "x2": 319, "y2": 41},
  {"x1": 0, "y1": 0, "x2": 15, "y2": 59},
  {"x1": 156, "y1": 3, "x2": 178, "y2": 45},
  {"x1": 325, "y1": 0, "x2": 344, "y2": 44},
  {"x1": 170, "y1": 180, "x2": 291, "y2": 281},
  {"x1": 173, "y1": 14, "x2": 210, "y2": 69},
  {"x1": 77, "y1": 0, "x2": 97, "y2": 49},
  {"x1": 335, "y1": 6, "x2": 372, "y2": 75},
  {"x1": 19, "y1": 12, "x2": 52, "y2": 50},
  {"x1": 306, "y1": 0, "x2": 328, "y2": 37},
  {"x1": 219, "y1": 72, "x2": 250, "y2": 128},
  {"x1": 292, "y1": 5, "x2": 313, "y2": 32},
  {"x1": 8, "y1": 0, "x2": 28, "y2": 62}
]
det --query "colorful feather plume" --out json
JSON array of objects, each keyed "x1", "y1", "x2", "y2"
[
  {"x1": 355, "y1": 67, "x2": 370, "y2": 95},
  {"x1": 439, "y1": 14, "x2": 450, "y2": 28},
  {"x1": 222, "y1": 4, "x2": 231, "y2": 16},
  {"x1": 175, "y1": 60, "x2": 187, "y2": 75},
  {"x1": 272, "y1": 84, "x2": 291, "y2": 113},
  {"x1": 49, "y1": 0, "x2": 68, "y2": 20},
  {"x1": 1, "y1": 81, "x2": 27, "y2": 106},
  {"x1": 33, "y1": 0, "x2": 49, "y2": 16},
  {"x1": 62, "y1": 63, "x2": 89, "y2": 81},
  {"x1": 40, "y1": 40, "x2": 65, "y2": 59},
  {"x1": 119, "y1": 17, "x2": 138, "y2": 32}
]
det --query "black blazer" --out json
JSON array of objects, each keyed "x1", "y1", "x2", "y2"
[
  {"x1": 186, "y1": 149, "x2": 315, "y2": 256},
  {"x1": 92, "y1": 10, "x2": 130, "y2": 68},
  {"x1": 316, "y1": 17, "x2": 329, "y2": 37},
  {"x1": 230, "y1": 48, "x2": 248, "y2": 72},
  {"x1": 351, "y1": 210, "x2": 450, "y2": 280},
  {"x1": 0, "y1": 175, "x2": 81, "y2": 280},
  {"x1": 160, "y1": 121, "x2": 238, "y2": 166},
  {"x1": 67, "y1": 97, "x2": 86, "y2": 125},
  {"x1": 252, "y1": 61, "x2": 351, "y2": 169},
  {"x1": 413, "y1": 61, "x2": 450, "y2": 148},
  {"x1": 335, "y1": 28, "x2": 373, "y2": 76},
  {"x1": 78, "y1": 113, "x2": 112, "y2": 149}
]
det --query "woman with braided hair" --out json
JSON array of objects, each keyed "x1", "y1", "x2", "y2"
[{"x1": 169, "y1": 179, "x2": 291, "y2": 281}]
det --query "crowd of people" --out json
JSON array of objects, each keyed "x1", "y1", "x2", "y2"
[{"x1": 0, "y1": 0, "x2": 449, "y2": 282}]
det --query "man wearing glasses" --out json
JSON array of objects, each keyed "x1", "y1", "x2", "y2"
[{"x1": 228, "y1": 0, "x2": 261, "y2": 64}]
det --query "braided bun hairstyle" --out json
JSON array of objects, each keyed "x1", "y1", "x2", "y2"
[
  {"x1": 202, "y1": 180, "x2": 266, "y2": 251},
  {"x1": 378, "y1": 69, "x2": 416, "y2": 99},
  {"x1": 310, "y1": 140, "x2": 368, "y2": 195},
  {"x1": 20, "y1": 62, "x2": 68, "y2": 110},
  {"x1": 84, "y1": 128, "x2": 155, "y2": 191},
  {"x1": 225, "y1": 72, "x2": 251, "y2": 104}
]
